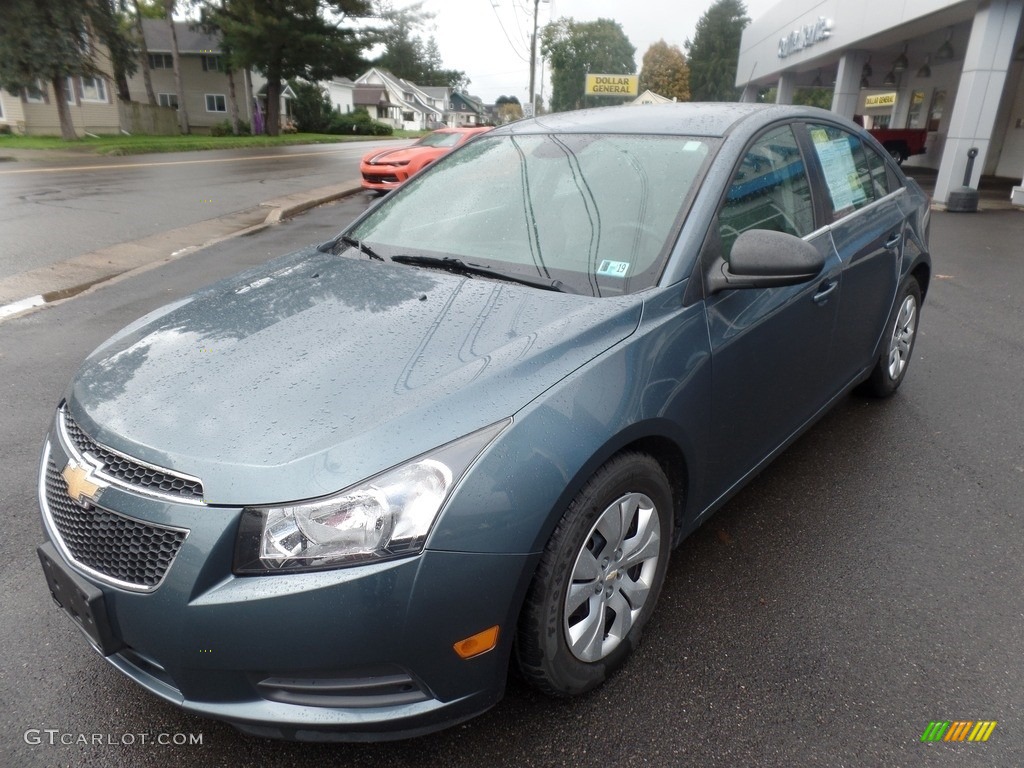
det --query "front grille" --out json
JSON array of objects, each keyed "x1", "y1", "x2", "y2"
[
  {"x1": 256, "y1": 669, "x2": 431, "y2": 708},
  {"x1": 362, "y1": 173, "x2": 399, "y2": 184},
  {"x1": 45, "y1": 459, "x2": 187, "y2": 589},
  {"x1": 61, "y1": 409, "x2": 204, "y2": 502}
]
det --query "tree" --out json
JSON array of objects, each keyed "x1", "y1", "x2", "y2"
[
  {"x1": 639, "y1": 40, "x2": 689, "y2": 102},
  {"x1": 87, "y1": 1, "x2": 139, "y2": 102},
  {"x1": 685, "y1": 0, "x2": 749, "y2": 102},
  {"x1": 0, "y1": 0, "x2": 99, "y2": 139},
  {"x1": 368, "y1": 4, "x2": 467, "y2": 89},
  {"x1": 203, "y1": 0, "x2": 373, "y2": 136},
  {"x1": 541, "y1": 18, "x2": 635, "y2": 113},
  {"x1": 495, "y1": 95, "x2": 523, "y2": 124},
  {"x1": 130, "y1": 0, "x2": 158, "y2": 105},
  {"x1": 164, "y1": 0, "x2": 190, "y2": 133}
]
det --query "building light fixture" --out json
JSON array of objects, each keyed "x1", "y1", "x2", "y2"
[
  {"x1": 893, "y1": 43, "x2": 909, "y2": 72},
  {"x1": 936, "y1": 28, "x2": 955, "y2": 61},
  {"x1": 917, "y1": 56, "x2": 932, "y2": 78}
]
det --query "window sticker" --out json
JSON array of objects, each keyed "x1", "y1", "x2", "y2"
[
  {"x1": 597, "y1": 260, "x2": 630, "y2": 277},
  {"x1": 811, "y1": 132, "x2": 866, "y2": 212}
]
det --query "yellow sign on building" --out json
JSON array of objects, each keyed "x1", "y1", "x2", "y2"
[
  {"x1": 864, "y1": 92, "x2": 897, "y2": 108},
  {"x1": 584, "y1": 74, "x2": 640, "y2": 97}
]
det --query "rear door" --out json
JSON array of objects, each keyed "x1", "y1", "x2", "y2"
[{"x1": 803, "y1": 123, "x2": 905, "y2": 390}]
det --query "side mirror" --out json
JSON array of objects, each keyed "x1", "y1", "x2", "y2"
[{"x1": 707, "y1": 229, "x2": 825, "y2": 294}]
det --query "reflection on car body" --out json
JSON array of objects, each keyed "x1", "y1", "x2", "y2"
[{"x1": 36, "y1": 103, "x2": 930, "y2": 742}]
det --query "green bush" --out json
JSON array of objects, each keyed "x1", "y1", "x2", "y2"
[
  {"x1": 325, "y1": 108, "x2": 393, "y2": 136},
  {"x1": 290, "y1": 81, "x2": 333, "y2": 134},
  {"x1": 210, "y1": 119, "x2": 251, "y2": 137}
]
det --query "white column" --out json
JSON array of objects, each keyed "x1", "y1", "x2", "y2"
[
  {"x1": 934, "y1": 0, "x2": 1024, "y2": 204},
  {"x1": 740, "y1": 83, "x2": 759, "y2": 103},
  {"x1": 832, "y1": 50, "x2": 869, "y2": 119},
  {"x1": 776, "y1": 72, "x2": 796, "y2": 105}
]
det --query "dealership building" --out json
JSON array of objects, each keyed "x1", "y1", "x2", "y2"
[{"x1": 736, "y1": 0, "x2": 1024, "y2": 208}]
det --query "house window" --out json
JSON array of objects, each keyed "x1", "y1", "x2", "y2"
[
  {"x1": 201, "y1": 55, "x2": 223, "y2": 72},
  {"x1": 205, "y1": 94, "x2": 227, "y2": 112},
  {"x1": 158, "y1": 93, "x2": 179, "y2": 109},
  {"x1": 65, "y1": 77, "x2": 77, "y2": 104},
  {"x1": 148, "y1": 53, "x2": 174, "y2": 69},
  {"x1": 403, "y1": 91, "x2": 413, "y2": 101},
  {"x1": 402, "y1": 111, "x2": 414, "y2": 122},
  {"x1": 24, "y1": 80, "x2": 47, "y2": 103},
  {"x1": 80, "y1": 76, "x2": 107, "y2": 102},
  {"x1": 0, "y1": 95, "x2": 4, "y2": 118}
]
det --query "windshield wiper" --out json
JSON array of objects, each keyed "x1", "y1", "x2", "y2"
[
  {"x1": 390, "y1": 255, "x2": 574, "y2": 293},
  {"x1": 338, "y1": 234, "x2": 384, "y2": 261}
]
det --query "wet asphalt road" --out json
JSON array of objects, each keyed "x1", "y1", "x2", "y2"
[
  {"x1": 1, "y1": 200, "x2": 1022, "y2": 767},
  {"x1": 0, "y1": 140, "x2": 402, "y2": 279}
]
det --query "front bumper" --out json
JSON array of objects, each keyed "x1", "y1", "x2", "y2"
[
  {"x1": 360, "y1": 165, "x2": 408, "y2": 190},
  {"x1": 37, "y1": 426, "x2": 538, "y2": 741}
]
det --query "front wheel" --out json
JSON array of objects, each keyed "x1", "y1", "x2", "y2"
[
  {"x1": 861, "y1": 279, "x2": 922, "y2": 397},
  {"x1": 516, "y1": 453, "x2": 673, "y2": 696}
]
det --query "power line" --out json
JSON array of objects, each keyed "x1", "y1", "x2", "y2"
[{"x1": 487, "y1": 0, "x2": 530, "y2": 63}]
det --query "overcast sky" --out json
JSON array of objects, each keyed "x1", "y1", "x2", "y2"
[{"x1": 409, "y1": 0, "x2": 779, "y2": 103}]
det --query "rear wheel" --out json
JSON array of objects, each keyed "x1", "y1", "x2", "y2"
[
  {"x1": 516, "y1": 453, "x2": 673, "y2": 696},
  {"x1": 862, "y1": 279, "x2": 922, "y2": 397}
]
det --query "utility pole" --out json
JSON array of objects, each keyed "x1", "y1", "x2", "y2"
[
  {"x1": 528, "y1": 0, "x2": 549, "y2": 110},
  {"x1": 528, "y1": 0, "x2": 540, "y2": 108}
]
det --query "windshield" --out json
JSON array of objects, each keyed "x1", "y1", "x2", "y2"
[
  {"x1": 416, "y1": 131, "x2": 465, "y2": 148},
  {"x1": 349, "y1": 133, "x2": 714, "y2": 296}
]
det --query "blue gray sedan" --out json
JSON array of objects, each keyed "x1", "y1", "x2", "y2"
[{"x1": 36, "y1": 103, "x2": 930, "y2": 741}]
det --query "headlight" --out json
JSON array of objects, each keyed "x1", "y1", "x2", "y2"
[{"x1": 233, "y1": 420, "x2": 508, "y2": 574}]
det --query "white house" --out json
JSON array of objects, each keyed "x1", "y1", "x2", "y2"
[{"x1": 353, "y1": 68, "x2": 443, "y2": 130}]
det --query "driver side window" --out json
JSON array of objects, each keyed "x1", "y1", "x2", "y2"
[{"x1": 719, "y1": 125, "x2": 815, "y2": 260}]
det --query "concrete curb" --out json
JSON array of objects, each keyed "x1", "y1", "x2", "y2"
[{"x1": 0, "y1": 181, "x2": 364, "y2": 323}]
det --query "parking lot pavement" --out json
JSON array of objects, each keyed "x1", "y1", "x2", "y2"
[{"x1": 2, "y1": 198, "x2": 1022, "y2": 767}]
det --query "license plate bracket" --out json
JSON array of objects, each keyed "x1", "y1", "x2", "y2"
[{"x1": 37, "y1": 542, "x2": 122, "y2": 656}]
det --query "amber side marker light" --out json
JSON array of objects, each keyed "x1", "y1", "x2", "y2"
[{"x1": 453, "y1": 626, "x2": 500, "y2": 659}]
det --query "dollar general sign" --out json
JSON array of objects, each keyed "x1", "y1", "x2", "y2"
[{"x1": 584, "y1": 74, "x2": 639, "y2": 97}]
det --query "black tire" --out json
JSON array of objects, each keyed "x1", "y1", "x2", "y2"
[
  {"x1": 516, "y1": 452, "x2": 673, "y2": 697},
  {"x1": 861, "y1": 279, "x2": 922, "y2": 397}
]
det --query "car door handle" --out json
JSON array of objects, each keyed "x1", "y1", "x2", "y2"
[
  {"x1": 812, "y1": 279, "x2": 838, "y2": 304},
  {"x1": 884, "y1": 233, "x2": 902, "y2": 249}
]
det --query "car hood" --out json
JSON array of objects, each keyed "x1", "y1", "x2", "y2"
[
  {"x1": 66, "y1": 248, "x2": 642, "y2": 505},
  {"x1": 364, "y1": 146, "x2": 436, "y2": 165}
]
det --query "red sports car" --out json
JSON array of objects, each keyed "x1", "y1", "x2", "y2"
[{"x1": 360, "y1": 126, "x2": 492, "y2": 192}]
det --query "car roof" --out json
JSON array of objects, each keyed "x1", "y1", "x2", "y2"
[{"x1": 490, "y1": 102, "x2": 839, "y2": 139}]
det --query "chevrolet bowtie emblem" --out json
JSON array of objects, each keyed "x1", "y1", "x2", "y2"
[{"x1": 62, "y1": 460, "x2": 105, "y2": 506}]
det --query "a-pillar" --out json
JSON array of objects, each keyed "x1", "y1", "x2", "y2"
[
  {"x1": 934, "y1": 0, "x2": 1024, "y2": 205},
  {"x1": 832, "y1": 50, "x2": 870, "y2": 119}
]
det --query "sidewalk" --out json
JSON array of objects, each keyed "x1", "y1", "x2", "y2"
[{"x1": 903, "y1": 167, "x2": 1018, "y2": 211}]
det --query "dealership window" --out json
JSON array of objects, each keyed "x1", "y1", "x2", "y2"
[
  {"x1": 719, "y1": 124, "x2": 814, "y2": 259},
  {"x1": 906, "y1": 90, "x2": 926, "y2": 129},
  {"x1": 927, "y1": 90, "x2": 946, "y2": 132},
  {"x1": 205, "y1": 94, "x2": 227, "y2": 112},
  {"x1": 201, "y1": 55, "x2": 223, "y2": 72},
  {"x1": 158, "y1": 93, "x2": 179, "y2": 108},
  {"x1": 80, "y1": 76, "x2": 107, "y2": 102},
  {"x1": 149, "y1": 53, "x2": 174, "y2": 69}
]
